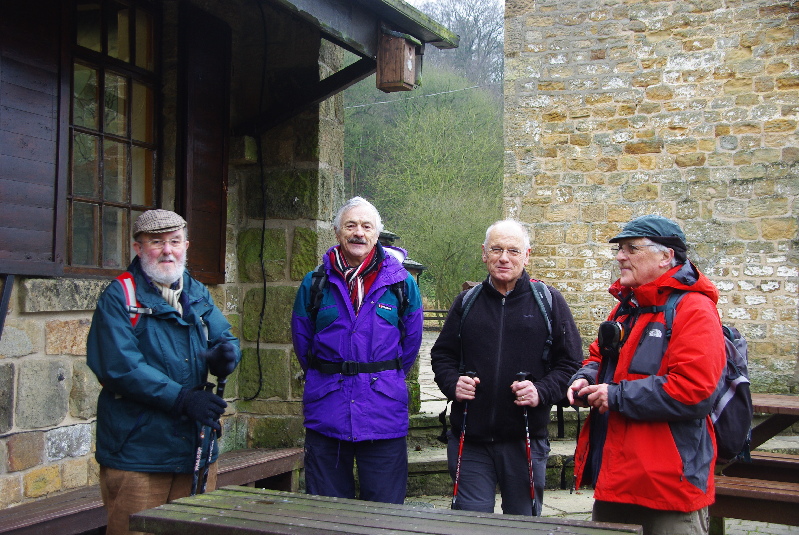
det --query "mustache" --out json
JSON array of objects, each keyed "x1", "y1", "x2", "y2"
[
  {"x1": 348, "y1": 238, "x2": 367, "y2": 245},
  {"x1": 158, "y1": 254, "x2": 177, "y2": 263}
]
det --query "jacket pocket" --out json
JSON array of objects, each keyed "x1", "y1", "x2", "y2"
[
  {"x1": 303, "y1": 371, "x2": 343, "y2": 403},
  {"x1": 375, "y1": 299, "x2": 400, "y2": 328},
  {"x1": 629, "y1": 322, "x2": 668, "y2": 375},
  {"x1": 370, "y1": 371, "x2": 408, "y2": 405},
  {"x1": 104, "y1": 397, "x2": 152, "y2": 454}
]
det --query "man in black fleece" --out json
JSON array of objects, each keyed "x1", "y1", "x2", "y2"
[{"x1": 431, "y1": 219, "x2": 582, "y2": 515}]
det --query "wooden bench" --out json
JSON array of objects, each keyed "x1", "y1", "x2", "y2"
[
  {"x1": 711, "y1": 475, "x2": 799, "y2": 528},
  {"x1": 0, "y1": 447, "x2": 303, "y2": 535},
  {"x1": 718, "y1": 451, "x2": 799, "y2": 483}
]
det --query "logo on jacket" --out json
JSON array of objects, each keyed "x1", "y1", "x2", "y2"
[
  {"x1": 377, "y1": 303, "x2": 394, "y2": 311},
  {"x1": 647, "y1": 329, "x2": 663, "y2": 338}
]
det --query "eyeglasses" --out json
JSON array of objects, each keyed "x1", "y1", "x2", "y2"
[
  {"x1": 487, "y1": 247, "x2": 524, "y2": 258},
  {"x1": 138, "y1": 238, "x2": 186, "y2": 250},
  {"x1": 612, "y1": 243, "x2": 656, "y2": 255}
]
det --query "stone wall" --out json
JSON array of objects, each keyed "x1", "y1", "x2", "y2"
[{"x1": 504, "y1": 0, "x2": 798, "y2": 391}]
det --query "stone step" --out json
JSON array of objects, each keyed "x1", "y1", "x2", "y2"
[{"x1": 406, "y1": 439, "x2": 577, "y2": 498}]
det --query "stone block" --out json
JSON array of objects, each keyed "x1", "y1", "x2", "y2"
[
  {"x1": 46, "y1": 319, "x2": 91, "y2": 356},
  {"x1": 0, "y1": 326, "x2": 34, "y2": 358},
  {"x1": 249, "y1": 415, "x2": 304, "y2": 448},
  {"x1": 290, "y1": 227, "x2": 319, "y2": 281},
  {"x1": 0, "y1": 364, "x2": 13, "y2": 433},
  {"x1": 237, "y1": 227, "x2": 287, "y2": 282},
  {"x1": 0, "y1": 475, "x2": 22, "y2": 508},
  {"x1": 245, "y1": 167, "x2": 318, "y2": 220},
  {"x1": 16, "y1": 360, "x2": 70, "y2": 429},
  {"x1": 46, "y1": 424, "x2": 92, "y2": 462},
  {"x1": 7, "y1": 431, "x2": 44, "y2": 472},
  {"x1": 242, "y1": 286, "x2": 296, "y2": 343},
  {"x1": 238, "y1": 347, "x2": 291, "y2": 400},
  {"x1": 624, "y1": 140, "x2": 663, "y2": 154},
  {"x1": 24, "y1": 464, "x2": 61, "y2": 497},
  {"x1": 62, "y1": 457, "x2": 89, "y2": 489},
  {"x1": 21, "y1": 278, "x2": 107, "y2": 313}
]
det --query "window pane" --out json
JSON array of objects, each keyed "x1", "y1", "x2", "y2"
[
  {"x1": 72, "y1": 133, "x2": 100, "y2": 198},
  {"x1": 135, "y1": 9, "x2": 155, "y2": 71},
  {"x1": 107, "y1": 1, "x2": 131, "y2": 63},
  {"x1": 131, "y1": 82, "x2": 153, "y2": 142},
  {"x1": 104, "y1": 72, "x2": 128, "y2": 136},
  {"x1": 72, "y1": 202, "x2": 98, "y2": 266},
  {"x1": 131, "y1": 145, "x2": 154, "y2": 206},
  {"x1": 73, "y1": 64, "x2": 99, "y2": 129},
  {"x1": 102, "y1": 206, "x2": 127, "y2": 268},
  {"x1": 104, "y1": 140, "x2": 128, "y2": 202},
  {"x1": 76, "y1": 1, "x2": 101, "y2": 52}
]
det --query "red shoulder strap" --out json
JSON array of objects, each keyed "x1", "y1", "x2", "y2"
[{"x1": 116, "y1": 272, "x2": 142, "y2": 327}]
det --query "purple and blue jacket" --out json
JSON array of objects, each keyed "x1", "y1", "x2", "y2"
[{"x1": 291, "y1": 244, "x2": 423, "y2": 442}]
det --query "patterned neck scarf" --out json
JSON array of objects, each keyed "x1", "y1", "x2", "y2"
[
  {"x1": 330, "y1": 244, "x2": 383, "y2": 314},
  {"x1": 156, "y1": 276, "x2": 184, "y2": 316}
]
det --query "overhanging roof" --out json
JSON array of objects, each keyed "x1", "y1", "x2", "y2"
[{"x1": 272, "y1": 0, "x2": 459, "y2": 58}]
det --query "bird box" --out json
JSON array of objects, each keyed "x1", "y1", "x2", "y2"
[{"x1": 376, "y1": 31, "x2": 419, "y2": 93}]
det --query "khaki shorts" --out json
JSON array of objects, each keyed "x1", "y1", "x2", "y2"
[{"x1": 100, "y1": 464, "x2": 218, "y2": 535}]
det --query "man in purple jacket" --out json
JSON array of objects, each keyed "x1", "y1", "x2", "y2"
[{"x1": 291, "y1": 197, "x2": 423, "y2": 504}]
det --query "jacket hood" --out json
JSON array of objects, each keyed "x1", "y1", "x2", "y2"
[{"x1": 609, "y1": 260, "x2": 719, "y2": 307}]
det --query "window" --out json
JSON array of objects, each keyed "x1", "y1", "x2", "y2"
[{"x1": 69, "y1": 0, "x2": 159, "y2": 272}]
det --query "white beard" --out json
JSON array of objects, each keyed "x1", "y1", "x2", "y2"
[{"x1": 139, "y1": 252, "x2": 186, "y2": 285}]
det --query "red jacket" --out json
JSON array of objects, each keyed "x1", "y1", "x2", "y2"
[{"x1": 573, "y1": 261, "x2": 725, "y2": 512}]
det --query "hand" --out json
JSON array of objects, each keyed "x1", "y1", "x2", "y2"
[
  {"x1": 567, "y1": 378, "x2": 589, "y2": 406},
  {"x1": 202, "y1": 342, "x2": 237, "y2": 378},
  {"x1": 511, "y1": 380, "x2": 540, "y2": 407},
  {"x1": 175, "y1": 385, "x2": 226, "y2": 432},
  {"x1": 455, "y1": 374, "x2": 480, "y2": 402}
]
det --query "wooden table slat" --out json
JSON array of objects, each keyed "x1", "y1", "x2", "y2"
[{"x1": 131, "y1": 487, "x2": 643, "y2": 535}]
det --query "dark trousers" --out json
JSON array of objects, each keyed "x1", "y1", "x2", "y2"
[
  {"x1": 303, "y1": 428, "x2": 408, "y2": 504},
  {"x1": 447, "y1": 432, "x2": 549, "y2": 516}
]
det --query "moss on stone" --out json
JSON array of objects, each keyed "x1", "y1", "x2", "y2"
[
  {"x1": 238, "y1": 347, "x2": 291, "y2": 400},
  {"x1": 237, "y1": 228, "x2": 287, "y2": 282},
  {"x1": 250, "y1": 415, "x2": 305, "y2": 448},
  {"x1": 242, "y1": 286, "x2": 296, "y2": 343},
  {"x1": 244, "y1": 168, "x2": 318, "y2": 220},
  {"x1": 291, "y1": 227, "x2": 319, "y2": 281}
]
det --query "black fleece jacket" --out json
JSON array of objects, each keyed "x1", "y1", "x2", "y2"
[{"x1": 431, "y1": 271, "x2": 583, "y2": 442}]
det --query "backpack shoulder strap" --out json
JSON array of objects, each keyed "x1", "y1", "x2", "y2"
[
  {"x1": 115, "y1": 272, "x2": 152, "y2": 327},
  {"x1": 457, "y1": 284, "x2": 483, "y2": 374},
  {"x1": 392, "y1": 279, "x2": 409, "y2": 318},
  {"x1": 662, "y1": 290, "x2": 688, "y2": 340},
  {"x1": 307, "y1": 264, "x2": 327, "y2": 325},
  {"x1": 530, "y1": 280, "x2": 554, "y2": 370}
]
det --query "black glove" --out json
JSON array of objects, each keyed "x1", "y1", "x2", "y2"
[
  {"x1": 174, "y1": 385, "x2": 226, "y2": 432},
  {"x1": 202, "y1": 342, "x2": 237, "y2": 378}
]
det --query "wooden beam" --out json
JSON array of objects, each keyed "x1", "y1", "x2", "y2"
[{"x1": 232, "y1": 56, "x2": 376, "y2": 136}]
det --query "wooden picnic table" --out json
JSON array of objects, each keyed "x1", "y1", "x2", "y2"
[
  {"x1": 710, "y1": 393, "x2": 799, "y2": 533},
  {"x1": 749, "y1": 392, "x2": 799, "y2": 449},
  {"x1": 130, "y1": 486, "x2": 642, "y2": 535}
]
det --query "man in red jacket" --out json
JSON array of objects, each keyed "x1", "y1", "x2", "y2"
[{"x1": 567, "y1": 215, "x2": 725, "y2": 535}]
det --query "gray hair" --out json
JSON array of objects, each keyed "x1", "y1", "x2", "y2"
[
  {"x1": 333, "y1": 197, "x2": 384, "y2": 235},
  {"x1": 484, "y1": 219, "x2": 531, "y2": 250},
  {"x1": 641, "y1": 238, "x2": 679, "y2": 268}
]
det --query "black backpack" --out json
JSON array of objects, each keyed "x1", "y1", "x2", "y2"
[{"x1": 661, "y1": 291, "x2": 753, "y2": 463}]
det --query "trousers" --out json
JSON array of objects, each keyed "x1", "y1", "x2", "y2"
[
  {"x1": 303, "y1": 428, "x2": 408, "y2": 504},
  {"x1": 100, "y1": 463, "x2": 218, "y2": 535},
  {"x1": 447, "y1": 431, "x2": 549, "y2": 516},
  {"x1": 593, "y1": 500, "x2": 710, "y2": 535}
]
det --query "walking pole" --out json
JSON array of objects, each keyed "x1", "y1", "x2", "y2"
[
  {"x1": 199, "y1": 377, "x2": 227, "y2": 494},
  {"x1": 190, "y1": 382, "x2": 215, "y2": 496},
  {"x1": 516, "y1": 372, "x2": 535, "y2": 504},
  {"x1": 452, "y1": 371, "x2": 477, "y2": 508}
]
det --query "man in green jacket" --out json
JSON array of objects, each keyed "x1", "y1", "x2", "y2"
[{"x1": 87, "y1": 209, "x2": 240, "y2": 535}]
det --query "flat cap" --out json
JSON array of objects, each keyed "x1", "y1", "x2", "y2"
[{"x1": 133, "y1": 209, "x2": 187, "y2": 237}]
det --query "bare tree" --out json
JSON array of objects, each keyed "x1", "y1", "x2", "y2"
[{"x1": 416, "y1": 0, "x2": 504, "y2": 87}]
